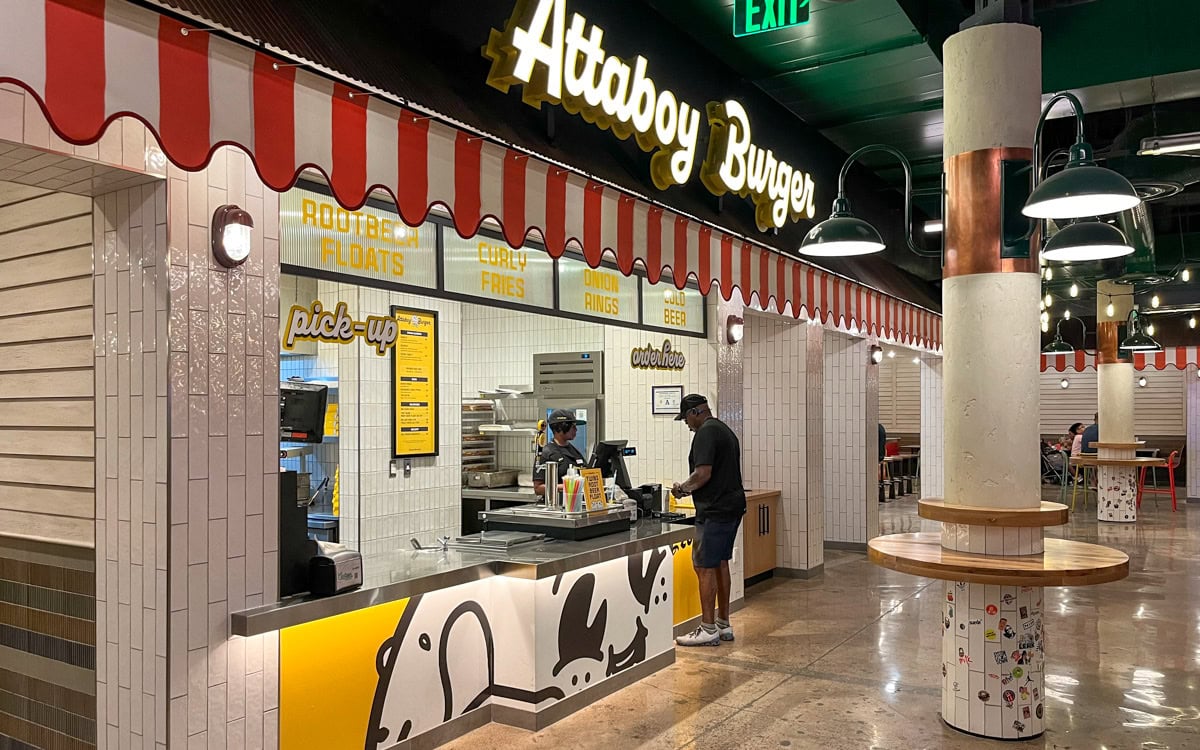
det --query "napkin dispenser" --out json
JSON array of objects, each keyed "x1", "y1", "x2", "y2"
[{"x1": 308, "y1": 549, "x2": 363, "y2": 597}]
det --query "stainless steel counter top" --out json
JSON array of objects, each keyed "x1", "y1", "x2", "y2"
[
  {"x1": 230, "y1": 520, "x2": 692, "y2": 637},
  {"x1": 460, "y1": 485, "x2": 539, "y2": 501}
]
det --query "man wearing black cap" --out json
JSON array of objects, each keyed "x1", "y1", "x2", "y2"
[
  {"x1": 533, "y1": 409, "x2": 587, "y2": 497},
  {"x1": 671, "y1": 394, "x2": 746, "y2": 647}
]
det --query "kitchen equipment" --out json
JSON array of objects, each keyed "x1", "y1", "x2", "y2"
[
  {"x1": 545, "y1": 461, "x2": 559, "y2": 508},
  {"x1": 308, "y1": 549, "x2": 362, "y2": 596},
  {"x1": 636, "y1": 483, "x2": 663, "y2": 516},
  {"x1": 448, "y1": 530, "x2": 545, "y2": 551},
  {"x1": 479, "y1": 502, "x2": 634, "y2": 541},
  {"x1": 467, "y1": 469, "x2": 519, "y2": 488}
]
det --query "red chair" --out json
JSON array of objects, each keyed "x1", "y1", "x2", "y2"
[
  {"x1": 1136, "y1": 450, "x2": 1180, "y2": 512},
  {"x1": 885, "y1": 441, "x2": 900, "y2": 457}
]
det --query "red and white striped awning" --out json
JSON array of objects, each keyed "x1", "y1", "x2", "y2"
[
  {"x1": 1041, "y1": 347, "x2": 1200, "y2": 372},
  {"x1": 1, "y1": 0, "x2": 942, "y2": 349}
]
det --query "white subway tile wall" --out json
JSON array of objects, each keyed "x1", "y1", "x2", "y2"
[
  {"x1": 1189, "y1": 366, "x2": 1199, "y2": 501},
  {"x1": 604, "y1": 326, "x2": 718, "y2": 486},
  {"x1": 164, "y1": 148, "x2": 279, "y2": 749},
  {"x1": 921, "y1": 356, "x2": 945, "y2": 499},
  {"x1": 461, "y1": 305, "x2": 717, "y2": 487},
  {"x1": 743, "y1": 314, "x2": 814, "y2": 571},
  {"x1": 805, "y1": 325, "x2": 826, "y2": 567},
  {"x1": 823, "y1": 333, "x2": 873, "y2": 544},
  {"x1": 94, "y1": 183, "x2": 170, "y2": 750}
]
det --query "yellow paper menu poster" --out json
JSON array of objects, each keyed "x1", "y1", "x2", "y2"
[{"x1": 391, "y1": 306, "x2": 438, "y2": 457}]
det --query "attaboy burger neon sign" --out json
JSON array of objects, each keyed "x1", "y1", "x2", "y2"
[{"x1": 483, "y1": 0, "x2": 817, "y2": 231}]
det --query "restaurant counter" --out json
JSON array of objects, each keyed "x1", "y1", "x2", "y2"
[{"x1": 236, "y1": 520, "x2": 696, "y2": 747}]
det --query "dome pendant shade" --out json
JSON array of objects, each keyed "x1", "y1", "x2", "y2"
[
  {"x1": 798, "y1": 197, "x2": 887, "y2": 257},
  {"x1": 1041, "y1": 221, "x2": 1134, "y2": 262},
  {"x1": 1042, "y1": 332, "x2": 1074, "y2": 353},
  {"x1": 1023, "y1": 144, "x2": 1141, "y2": 219}
]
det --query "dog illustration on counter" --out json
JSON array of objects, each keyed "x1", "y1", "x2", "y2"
[{"x1": 363, "y1": 548, "x2": 672, "y2": 748}]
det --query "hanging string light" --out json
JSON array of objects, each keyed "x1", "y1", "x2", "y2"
[
  {"x1": 1182, "y1": 268, "x2": 1191, "y2": 282},
  {"x1": 1069, "y1": 283, "x2": 1079, "y2": 297},
  {"x1": 1044, "y1": 293, "x2": 1053, "y2": 307},
  {"x1": 1147, "y1": 322, "x2": 1156, "y2": 335},
  {"x1": 1040, "y1": 310, "x2": 1050, "y2": 324},
  {"x1": 1044, "y1": 267, "x2": 1053, "y2": 281},
  {"x1": 1064, "y1": 309, "x2": 1071, "y2": 320},
  {"x1": 1106, "y1": 300, "x2": 1115, "y2": 317},
  {"x1": 1190, "y1": 316, "x2": 1197, "y2": 329},
  {"x1": 1151, "y1": 294, "x2": 1160, "y2": 308}
]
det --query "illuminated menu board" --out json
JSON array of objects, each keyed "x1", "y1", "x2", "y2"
[
  {"x1": 557, "y1": 255, "x2": 639, "y2": 324},
  {"x1": 280, "y1": 188, "x2": 437, "y2": 289},
  {"x1": 442, "y1": 234, "x2": 554, "y2": 309},
  {"x1": 641, "y1": 283, "x2": 706, "y2": 335},
  {"x1": 392, "y1": 306, "x2": 438, "y2": 458}
]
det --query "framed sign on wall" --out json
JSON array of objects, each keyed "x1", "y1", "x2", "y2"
[
  {"x1": 391, "y1": 306, "x2": 439, "y2": 458},
  {"x1": 652, "y1": 385, "x2": 684, "y2": 416}
]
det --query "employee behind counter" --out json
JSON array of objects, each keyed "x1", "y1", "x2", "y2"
[{"x1": 533, "y1": 409, "x2": 587, "y2": 496}]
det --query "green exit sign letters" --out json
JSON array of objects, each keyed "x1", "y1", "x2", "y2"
[{"x1": 734, "y1": 0, "x2": 810, "y2": 37}]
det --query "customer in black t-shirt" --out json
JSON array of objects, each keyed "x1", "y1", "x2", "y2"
[{"x1": 670, "y1": 394, "x2": 746, "y2": 647}]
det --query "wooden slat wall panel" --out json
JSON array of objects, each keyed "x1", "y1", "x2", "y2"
[
  {"x1": 0, "y1": 215, "x2": 92, "y2": 263},
  {"x1": 0, "y1": 181, "x2": 94, "y2": 547},
  {"x1": 878, "y1": 357, "x2": 922, "y2": 433},
  {"x1": 1133, "y1": 369, "x2": 1186, "y2": 435},
  {"x1": 0, "y1": 399, "x2": 93, "y2": 427},
  {"x1": 1039, "y1": 370, "x2": 1185, "y2": 436},
  {"x1": 894, "y1": 360, "x2": 921, "y2": 433},
  {"x1": 0, "y1": 483, "x2": 93, "y2": 518},
  {"x1": 0, "y1": 308, "x2": 92, "y2": 345}
]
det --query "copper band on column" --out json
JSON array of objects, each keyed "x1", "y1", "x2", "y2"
[
  {"x1": 943, "y1": 147, "x2": 1039, "y2": 279},
  {"x1": 1096, "y1": 321, "x2": 1128, "y2": 364}
]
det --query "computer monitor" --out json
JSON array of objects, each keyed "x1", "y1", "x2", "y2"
[
  {"x1": 280, "y1": 381, "x2": 328, "y2": 443},
  {"x1": 589, "y1": 440, "x2": 632, "y2": 491}
]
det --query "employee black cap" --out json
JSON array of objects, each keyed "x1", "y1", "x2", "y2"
[
  {"x1": 675, "y1": 394, "x2": 709, "y2": 420},
  {"x1": 548, "y1": 408, "x2": 585, "y2": 426}
]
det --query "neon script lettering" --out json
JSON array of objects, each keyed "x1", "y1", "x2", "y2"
[
  {"x1": 630, "y1": 339, "x2": 686, "y2": 370},
  {"x1": 282, "y1": 301, "x2": 400, "y2": 355},
  {"x1": 484, "y1": 0, "x2": 818, "y2": 231},
  {"x1": 484, "y1": 0, "x2": 701, "y2": 190}
]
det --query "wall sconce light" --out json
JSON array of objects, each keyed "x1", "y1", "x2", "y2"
[
  {"x1": 1137, "y1": 376, "x2": 1148, "y2": 388},
  {"x1": 725, "y1": 315, "x2": 744, "y2": 344},
  {"x1": 212, "y1": 204, "x2": 254, "y2": 268},
  {"x1": 869, "y1": 344, "x2": 883, "y2": 364},
  {"x1": 1060, "y1": 378, "x2": 1070, "y2": 389}
]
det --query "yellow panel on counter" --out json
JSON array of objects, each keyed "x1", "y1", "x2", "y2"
[
  {"x1": 280, "y1": 598, "x2": 409, "y2": 749},
  {"x1": 672, "y1": 539, "x2": 701, "y2": 626}
]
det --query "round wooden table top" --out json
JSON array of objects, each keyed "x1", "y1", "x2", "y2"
[
  {"x1": 1070, "y1": 455, "x2": 1167, "y2": 468},
  {"x1": 1093, "y1": 441, "x2": 1145, "y2": 449},
  {"x1": 868, "y1": 532, "x2": 1129, "y2": 587},
  {"x1": 917, "y1": 499, "x2": 1068, "y2": 527}
]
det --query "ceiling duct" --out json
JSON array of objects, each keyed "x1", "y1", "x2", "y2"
[{"x1": 1099, "y1": 112, "x2": 1200, "y2": 202}]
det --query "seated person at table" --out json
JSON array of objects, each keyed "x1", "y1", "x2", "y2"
[
  {"x1": 1080, "y1": 413, "x2": 1099, "y2": 453},
  {"x1": 1065, "y1": 422, "x2": 1084, "y2": 455}
]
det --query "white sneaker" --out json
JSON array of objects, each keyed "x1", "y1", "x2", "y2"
[
  {"x1": 718, "y1": 624, "x2": 734, "y2": 642},
  {"x1": 676, "y1": 626, "x2": 720, "y2": 647}
]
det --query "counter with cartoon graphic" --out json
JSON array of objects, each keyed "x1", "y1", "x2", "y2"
[{"x1": 232, "y1": 520, "x2": 694, "y2": 749}]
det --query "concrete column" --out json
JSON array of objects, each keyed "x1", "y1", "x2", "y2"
[
  {"x1": 1094, "y1": 280, "x2": 1139, "y2": 522},
  {"x1": 1096, "y1": 280, "x2": 1136, "y2": 443},
  {"x1": 940, "y1": 22, "x2": 1045, "y2": 740}
]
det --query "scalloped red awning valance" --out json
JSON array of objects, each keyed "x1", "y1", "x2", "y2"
[
  {"x1": 0, "y1": 0, "x2": 942, "y2": 348},
  {"x1": 1041, "y1": 347, "x2": 1200, "y2": 372}
]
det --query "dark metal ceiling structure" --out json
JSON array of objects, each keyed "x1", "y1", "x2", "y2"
[{"x1": 647, "y1": 0, "x2": 1200, "y2": 347}]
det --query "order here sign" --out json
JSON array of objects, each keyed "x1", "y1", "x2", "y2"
[{"x1": 733, "y1": 0, "x2": 810, "y2": 37}]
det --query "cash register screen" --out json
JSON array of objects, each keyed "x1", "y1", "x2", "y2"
[
  {"x1": 588, "y1": 440, "x2": 632, "y2": 491},
  {"x1": 280, "y1": 382, "x2": 328, "y2": 443}
]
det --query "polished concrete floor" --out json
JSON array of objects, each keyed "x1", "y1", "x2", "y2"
[{"x1": 446, "y1": 488, "x2": 1199, "y2": 749}]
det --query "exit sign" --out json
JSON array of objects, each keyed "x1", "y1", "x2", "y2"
[{"x1": 734, "y1": 0, "x2": 810, "y2": 36}]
